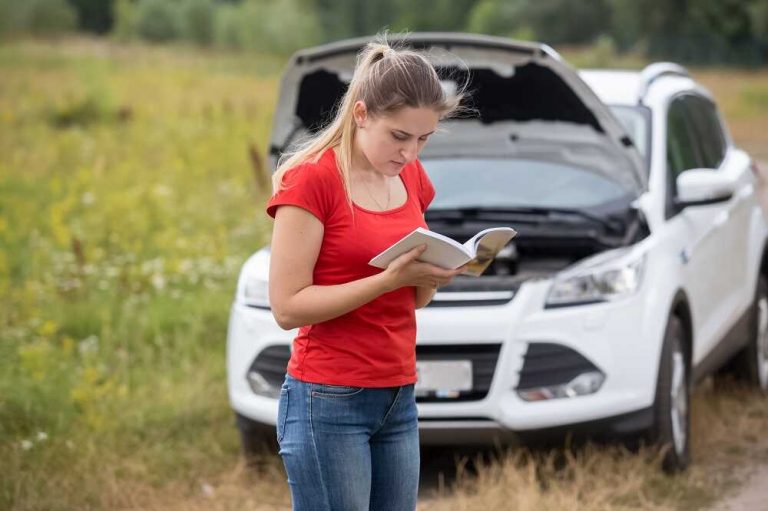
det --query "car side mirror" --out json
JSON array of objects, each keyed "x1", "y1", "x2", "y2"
[{"x1": 674, "y1": 168, "x2": 735, "y2": 209}]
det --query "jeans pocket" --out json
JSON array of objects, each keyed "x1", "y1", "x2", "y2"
[
  {"x1": 311, "y1": 383, "x2": 364, "y2": 398},
  {"x1": 276, "y1": 387, "x2": 289, "y2": 443}
]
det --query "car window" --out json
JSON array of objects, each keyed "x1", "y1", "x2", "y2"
[
  {"x1": 682, "y1": 95, "x2": 727, "y2": 169},
  {"x1": 422, "y1": 158, "x2": 629, "y2": 210},
  {"x1": 609, "y1": 105, "x2": 650, "y2": 164},
  {"x1": 666, "y1": 97, "x2": 700, "y2": 179}
]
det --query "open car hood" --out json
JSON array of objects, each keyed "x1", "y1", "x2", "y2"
[{"x1": 268, "y1": 33, "x2": 647, "y2": 196}]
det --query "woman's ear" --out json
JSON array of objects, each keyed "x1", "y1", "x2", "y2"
[{"x1": 353, "y1": 100, "x2": 368, "y2": 128}]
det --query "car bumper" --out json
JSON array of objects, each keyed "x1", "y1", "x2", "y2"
[{"x1": 226, "y1": 278, "x2": 666, "y2": 442}]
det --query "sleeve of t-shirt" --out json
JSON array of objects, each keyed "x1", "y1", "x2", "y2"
[
  {"x1": 415, "y1": 159, "x2": 436, "y2": 213},
  {"x1": 265, "y1": 162, "x2": 331, "y2": 222}
]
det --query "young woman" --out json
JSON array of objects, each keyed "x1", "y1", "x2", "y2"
[{"x1": 266, "y1": 36, "x2": 467, "y2": 510}]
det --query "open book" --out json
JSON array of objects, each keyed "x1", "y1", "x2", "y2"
[{"x1": 369, "y1": 227, "x2": 517, "y2": 277}]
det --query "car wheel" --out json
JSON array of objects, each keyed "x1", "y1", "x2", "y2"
[
  {"x1": 649, "y1": 315, "x2": 690, "y2": 473},
  {"x1": 235, "y1": 412, "x2": 278, "y2": 466},
  {"x1": 754, "y1": 275, "x2": 768, "y2": 391},
  {"x1": 715, "y1": 274, "x2": 768, "y2": 391}
]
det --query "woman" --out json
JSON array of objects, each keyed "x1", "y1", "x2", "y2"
[{"x1": 266, "y1": 36, "x2": 467, "y2": 510}]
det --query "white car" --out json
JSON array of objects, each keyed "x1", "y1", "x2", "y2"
[{"x1": 226, "y1": 33, "x2": 768, "y2": 472}]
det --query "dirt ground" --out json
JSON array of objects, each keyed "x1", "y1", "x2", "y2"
[{"x1": 709, "y1": 463, "x2": 768, "y2": 510}]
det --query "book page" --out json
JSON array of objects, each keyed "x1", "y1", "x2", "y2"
[
  {"x1": 461, "y1": 227, "x2": 517, "y2": 277},
  {"x1": 369, "y1": 227, "x2": 472, "y2": 270}
]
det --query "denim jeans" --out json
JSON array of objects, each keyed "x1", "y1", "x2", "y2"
[{"x1": 276, "y1": 373, "x2": 420, "y2": 511}]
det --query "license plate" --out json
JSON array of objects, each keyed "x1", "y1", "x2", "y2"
[{"x1": 415, "y1": 360, "x2": 472, "y2": 396}]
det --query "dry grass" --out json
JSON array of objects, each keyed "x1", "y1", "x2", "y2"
[
  {"x1": 417, "y1": 382, "x2": 768, "y2": 511},
  {"x1": 32, "y1": 383, "x2": 759, "y2": 511}
]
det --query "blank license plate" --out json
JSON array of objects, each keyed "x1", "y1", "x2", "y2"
[{"x1": 415, "y1": 360, "x2": 472, "y2": 394}]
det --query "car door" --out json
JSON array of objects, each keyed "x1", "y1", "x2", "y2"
[
  {"x1": 684, "y1": 95, "x2": 754, "y2": 317},
  {"x1": 666, "y1": 94, "x2": 737, "y2": 364}
]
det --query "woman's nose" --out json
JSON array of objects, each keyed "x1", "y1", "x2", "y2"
[{"x1": 400, "y1": 139, "x2": 419, "y2": 161}]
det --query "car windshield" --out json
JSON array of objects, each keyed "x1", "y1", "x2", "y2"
[
  {"x1": 609, "y1": 105, "x2": 650, "y2": 162},
  {"x1": 421, "y1": 158, "x2": 631, "y2": 210}
]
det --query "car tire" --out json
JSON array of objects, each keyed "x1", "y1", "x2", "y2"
[
  {"x1": 714, "y1": 274, "x2": 768, "y2": 392},
  {"x1": 235, "y1": 412, "x2": 278, "y2": 466},
  {"x1": 648, "y1": 315, "x2": 690, "y2": 473}
]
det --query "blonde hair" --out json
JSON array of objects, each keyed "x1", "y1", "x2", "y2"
[{"x1": 271, "y1": 33, "x2": 468, "y2": 209}]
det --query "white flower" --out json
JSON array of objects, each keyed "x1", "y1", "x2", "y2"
[
  {"x1": 78, "y1": 335, "x2": 99, "y2": 355},
  {"x1": 81, "y1": 192, "x2": 95, "y2": 206},
  {"x1": 200, "y1": 483, "x2": 215, "y2": 498},
  {"x1": 21, "y1": 439, "x2": 33, "y2": 450},
  {"x1": 151, "y1": 273, "x2": 166, "y2": 291},
  {"x1": 36, "y1": 431, "x2": 48, "y2": 442}
]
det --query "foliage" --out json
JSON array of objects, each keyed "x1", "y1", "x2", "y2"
[
  {"x1": 67, "y1": 0, "x2": 115, "y2": 34},
  {"x1": 134, "y1": 0, "x2": 179, "y2": 43},
  {"x1": 212, "y1": 0, "x2": 322, "y2": 54},
  {"x1": 177, "y1": 0, "x2": 215, "y2": 47},
  {"x1": 0, "y1": 38, "x2": 276, "y2": 508},
  {"x1": 0, "y1": 0, "x2": 78, "y2": 38}
]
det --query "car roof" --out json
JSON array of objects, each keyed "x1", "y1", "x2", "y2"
[
  {"x1": 578, "y1": 70, "x2": 642, "y2": 106},
  {"x1": 579, "y1": 66, "x2": 702, "y2": 107}
]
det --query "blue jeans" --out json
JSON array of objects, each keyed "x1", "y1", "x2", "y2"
[{"x1": 276, "y1": 373, "x2": 420, "y2": 511}]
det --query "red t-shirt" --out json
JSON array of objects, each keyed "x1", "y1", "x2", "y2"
[{"x1": 265, "y1": 146, "x2": 435, "y2": 387}]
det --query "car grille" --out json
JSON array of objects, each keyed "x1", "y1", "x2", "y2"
[
  {"x1": 516, "y1": 342, "x2": 600, "y2": 390},
  {"x1": 247, "y1": 343, "x2": 502, "y2": 403}
]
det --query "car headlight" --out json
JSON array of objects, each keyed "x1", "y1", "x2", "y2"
[
  {"x1": 237, "y1": 248, "x2": 271, "y2": 309},
  {"x1": 243, "y1": 275, "x2": 270, "y2": 309},
  {"x1": 545, "y1": 249, "x2": 646, "y2": 307}
]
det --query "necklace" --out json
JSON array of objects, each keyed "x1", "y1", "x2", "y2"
[{"x1": 360, "y1": 176, "x2": 391, "y2": 210}]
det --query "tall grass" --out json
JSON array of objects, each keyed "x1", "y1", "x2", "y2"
[{"x1": 0, "y1": 36, "x2": 278, "y2": 510}]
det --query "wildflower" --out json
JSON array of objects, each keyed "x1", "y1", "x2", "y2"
[
  {"x1": 200, "y1": 483, "x2": 215, "y2": 498},
  {"x1": 151, "y1": 272, "x2": 166, "y2": 290},
  {"x1": 81, "y1": 192, "x2": 95, "y2": 206},
  {"x1": 78, "y1": 335, "x2": 99, "y2": 355}
]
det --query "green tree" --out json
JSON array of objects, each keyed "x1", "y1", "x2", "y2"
[
  {"x1": 134, "y1": 0, "x2": 178, "y2": 43},
  {"x1": 178, "y1": 0, "x2": 215, "y2": 46},
  {"x1": 67, "y1": 0, "x2": 114, "y2": 34},
  {"x1": 467, "y1": 0, "x2": 610, "y2": 44}
]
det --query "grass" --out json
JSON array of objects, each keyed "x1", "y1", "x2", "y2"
[{"x1": 1, "y1": 34, "x2": 767, "y2": 510}]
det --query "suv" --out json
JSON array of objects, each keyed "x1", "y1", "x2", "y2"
[{"x1": 226, "y1": 33, "x2": 768, "y2": 471}]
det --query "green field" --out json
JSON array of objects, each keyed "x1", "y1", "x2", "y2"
[{"x1": 2, "y1": 36, "x2": 767, "y2": 511}]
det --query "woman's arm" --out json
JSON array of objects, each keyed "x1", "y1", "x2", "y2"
[
  {"x1": 415, "y1": 285, "x2": 436, "y2": 309},
  {"x1": 269, "y1": 205, "x2": 460, "y2": 330}
]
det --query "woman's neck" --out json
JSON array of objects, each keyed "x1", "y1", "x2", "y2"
[{"x1": 350, "y1": 145, "x2": 387, "y2": 183}]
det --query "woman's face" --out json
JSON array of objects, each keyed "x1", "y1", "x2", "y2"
[{"x1": 353, "y1": 101, "x2": 440, "y2": 177}]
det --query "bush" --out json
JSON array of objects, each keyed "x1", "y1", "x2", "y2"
[
  {"x1": 212, "y1": 3, "x2": 244, "y2": 50},
  {"x1": 134, "y1": 0, "x2": 178, "y2": 43},
  {"x1": 178, "y1": 0, "x2": 215, "y2": 47},
  {"x1": 213, "y1": 0, "x2": 321, "y2": 54},
  {"x1": 111, "y1": 0, "x2": 137, "y2": 42},
  {"x1": 0, "y1": 0, "x2": 78, "y2": 38}
]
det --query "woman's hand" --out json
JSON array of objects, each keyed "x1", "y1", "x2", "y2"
[{"x1": 380, "y1": 245, "x2": 465, "y2": 292}]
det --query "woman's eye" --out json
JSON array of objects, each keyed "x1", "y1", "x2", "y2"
[{"x1": 392, "y1": 133, "x2": 407, "y2": 141}]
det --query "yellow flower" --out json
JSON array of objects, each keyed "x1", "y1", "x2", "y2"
[{"x1": 38, "y1": 320, "x2": 58, "y2": 338}]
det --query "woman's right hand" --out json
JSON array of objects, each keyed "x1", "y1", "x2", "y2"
[{"x1": 380, "y1": 245, "x2": 465, "y2": 292}]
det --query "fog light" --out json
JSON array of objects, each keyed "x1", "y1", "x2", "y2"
[
  {"x1": 517, "y1": 371, "x2": 605, "y2": 402},
  {"x1": 246, "y1": 371, "x2": 279, "y2": 398}
]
